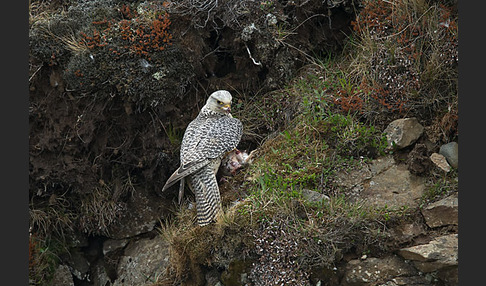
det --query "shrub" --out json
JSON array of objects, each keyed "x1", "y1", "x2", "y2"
[{"x1": 349, "y1": 0, "x2": 458, "y2": 123}]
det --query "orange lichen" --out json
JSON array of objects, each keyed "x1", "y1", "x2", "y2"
[
  {"x1": 77, "y1": 1, "x2": 173, "y2": 57},
  {"x1": 80, "y1": 29, "x2": 107, "y2": 49},
  {"x1": 121, "y1": 12, "x2": 173, "y2": 57},
  {"x1": 120, "y1": 4, "x2": 137, "y2": 19}
]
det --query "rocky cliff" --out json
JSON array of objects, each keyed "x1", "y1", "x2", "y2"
[{"x1": 29, "y1": 0, "x2": 458, "y2": 285}]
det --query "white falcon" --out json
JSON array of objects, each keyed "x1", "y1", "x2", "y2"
[{"x1": 161, "y1": 90, "x2": 243, "y2": 226}]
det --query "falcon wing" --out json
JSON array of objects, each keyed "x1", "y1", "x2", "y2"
[
  {"x1": 161, "y1": 116, "x2": 242, "y2": 192},
  {"x1": 198, "y1": 116, "x2": 243, "y2": 159}
]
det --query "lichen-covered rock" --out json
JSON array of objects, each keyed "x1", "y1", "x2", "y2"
[
  {"x1": 384, "y1": 118, "x2": 424, "y2": 149},
  {"x1": 112, "y1": 235, "x2": 170, "y2": 286},
  {"x1": 363, "y1": 163, "x2": 425, "y2": 208},
  {"x1": 389, "y1": 222, "x2": 426, "y2": 245},
  {"x1": 50, "y1": 264, "x2": 75, "y2": 286},
  {"x1": 107, "y1": 188, "x2": 170, "y2": 239},
  {"x1": 341, "y1": 255, "x2": 417, "y2": 286},
  {"x1": 302, "y1": 189, "x2": 330, "y2": 204},
  {"x1": 65, "y1": 249, "x2": 90, "y2": 282}
]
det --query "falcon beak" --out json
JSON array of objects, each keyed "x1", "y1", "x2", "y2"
[{"x1": 222, "y1": 104, "x2": 231, "y2": 112}]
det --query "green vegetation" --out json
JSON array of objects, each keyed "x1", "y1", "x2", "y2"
[
  {"x1": 420, "y1": 169, "x2": 458, "y2": 208},
  {"x1": 156, "y1": 0, "x2": 458, "y2": 284},
  {"x1": 29, "y1": 235, "x2": 65, "y2": 285}
]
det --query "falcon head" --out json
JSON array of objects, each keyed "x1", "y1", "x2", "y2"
[{"x1": 206, "y1": 90, "x2": 233, "y2": 114}]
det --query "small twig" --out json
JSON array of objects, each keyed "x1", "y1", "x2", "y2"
[
  {"x1": 29, "y1": 65, "x2": 43, "y2": 82},
  {"x1": 245, "y1": 44, "x2": 262, "y2": 66}
]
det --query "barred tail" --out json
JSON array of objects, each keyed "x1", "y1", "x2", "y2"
[{"x1": 188, "y1": 166, "x2": 222, "y2": 226}]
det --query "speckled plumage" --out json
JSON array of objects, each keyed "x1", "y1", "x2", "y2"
[{"x1": 161, "y1": 90, "x2": 243, "y2": 226}]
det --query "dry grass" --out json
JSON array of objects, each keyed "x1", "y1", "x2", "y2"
[
  {"x1": 78, "y1": 183, "x2": 128, "y2": 236},
  {"x1": 155, "y1": 199, "x2": 255, "y2": 285},
  {"x1": 347, "y1": 0, "x2": 458, "y2": 125},
  {"x1": 29, "y1": 192, "x2": 75, "y2": 240}
]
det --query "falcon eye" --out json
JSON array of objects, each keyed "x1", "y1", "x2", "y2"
[{"x1": 217, "y1": 100, "x2": 223, "y2": 105}]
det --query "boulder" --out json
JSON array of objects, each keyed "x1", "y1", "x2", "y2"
[
  {"x1": 389, "y1": 222, "x2": 426, "y2": 244},
  {"x1": 377, "y1": 275, "x2": 431, "y2": 285},
  {"x1": 112, "y1": 235, "x2": 170, "y2": 286},
  {"x1": 369, "y1": 156, "x2": 395, "y2": 175},
  {"x1": 384, "y1": 118, "x2": 424, "y2": 149},
  {"x1": 421, "y1": 194, "x2": 458, "y2": 228},
  {"x1": 397, "y1": 234, "x2": 458, "y2": 273},
  {"x1": 92, "y1": 260, "x2": 112, "y2": 286},
  {"x1": 341, "y1": 255, "x2": 417, "y2": 285},
  {"x1": 439, "y1": 142, "x2": 458, "y2": 168}
]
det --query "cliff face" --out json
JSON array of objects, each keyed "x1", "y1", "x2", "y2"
[
  {"x1": 29, "y1": 1, "x2": 458, "y2": 285},
  {"x1": 29, "y1": 0, "x2": 357, "y2": 238}
]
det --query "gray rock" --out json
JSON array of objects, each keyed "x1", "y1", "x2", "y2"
[
  {"x1": 421, "y1": 194, "x2": 458, "y2": 228},
  {"x1": 103, "y1": 238, "x2": 130, "y2": 255},
  {"x1": 334, "y1": 165, "x2": 372, "y2": 189},
  {"x1": 342, "y1": 255, "x2": 417, "y2": 285},
  {"x1": 369, "y1": 156, "x2": 395, "y2": 175},
  {"x1": 437, "y1": 266, "x2": 458, "y2": 286},
  {"x1": 334, "y1": 155, "x2": 425, "y2": 209},
  {"x1": 398, "y1": 234, "x2": 458, "y2": 273},
  {"x1": 66, "y1": 249, "x2": 90, "y2": 281},
  {"x1": 92, "y1": 260, "x2": 111, "y2": 286},
  {"x1": 377, "y1": 275, "x2": 430, "y2": 285},
  {"x1": 384, "y1": 118, "x2": 424, "y2": 149},
  {"x1": 112, "y1": 235, "x2": 170, "y2": 286},
  {"x1": 301, "y1": 189, "x2": 330, "y2": 203},
  {"x1": 429, "y1": 153, "x2": 451, "y2": 172},
  {"x1": 439, "y1": 142, "x2": 458, "y2": 168},
  {"x1": 51, "y1": 264, "x2": 74, "y2": 286},
  {"x1": 108, "y1": 188, "x2": 169, "y2": 239},
  {"x1": 360, "y1": 164, "x2": 425, "y2": 209}
]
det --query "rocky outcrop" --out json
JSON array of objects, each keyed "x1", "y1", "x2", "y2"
[
  {"x1": 28, "y1": 1, "x2": 458, "y2": 285},
  {"x1": 107, "y1": 188, "x2": 169, "y2": 239},
  {"x1": 110, "y1": 235, "x2": 170, "y2": 286},
  {"x1": 421, "y1": 194, "x2": 458, "y2": 228},
  {"x1": 341, "y1": 255, "x2": 421, "y2": 286},
  {"x1": 336, "y1": 155, "x2": 425, "y2": 209},
  {"x1": 398, "y1": 234, "x2": 458, "y2": 284}
]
